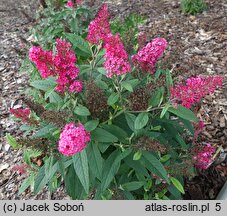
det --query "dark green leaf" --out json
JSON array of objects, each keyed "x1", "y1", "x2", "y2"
[
  {"x1": 87, "y1": 143, "x2": 103, "y2": 180},
  {"x1": 73, "y1": 150, "x2": 89, "y2": 194},
  {"x1": 168, "y1": 105, "x2": 198, "y2": 122},
  {"x1": 142, "y1": 151, "x2": 170, "y2": 183},
  {"x1": 121, "y1": 181, "x2": 144, "y2": 191},
  {"x1": 91, "y1": 128, "x2": 118, "y2": 143},
  {"x1": 18, "y1": 173, "x2": 34, "y2": 195},
  {"x1": 33, "y1": 124, "x2": 56, "y2": 138},
  {"x1": 101, "y1": 149, "x2": 132, "y2": 191},
  {"x1": 34, "y1": 166, "x2": 47, "y2": 194},
  {"x1": 65, "y1": 164, "x2": 85, "y2": 199},
  {"x1": 85, "y1": 120, "x2": 99, "y2": 132},
  {"x1": 102, "y1": 124, "x2": 128, "y2": 143}
]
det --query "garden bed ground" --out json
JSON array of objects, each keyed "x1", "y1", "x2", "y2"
[{"x1": 0, "y1": 0, "x2": 227, "y2": 200}]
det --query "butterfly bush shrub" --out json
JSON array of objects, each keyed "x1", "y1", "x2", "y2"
[{"x1": 7, "y1": 2, "x2": 224, "y2": 200}]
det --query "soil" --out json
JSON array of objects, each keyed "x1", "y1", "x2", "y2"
[{"x1": 0, "y1": 0, "x2": 227, "y2": 200}]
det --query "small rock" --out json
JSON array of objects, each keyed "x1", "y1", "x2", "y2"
[{"x1": 220, "y1": 116, "x2": 226, "y2": 128}]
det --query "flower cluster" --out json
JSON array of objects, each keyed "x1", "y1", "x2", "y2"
[
  {"x1": 132, "y1": 38, "x2": 167, "y2": 73},
  {"x1": 170, "y1": 75, "x2": 224, "y2": 108},
  {"x1": 29, "y1": 46, "x2": 54, "y2": 78},
  {"x1": 193, "y1": 143, "x2": 215, "y2": 170},
  {"x1": 29, "y1": 39, "x2": 82, "y2": 93},
  {"x1": 66, "y1": 0, "x2": 74, "y2": 8},
  {"x1": 10, "y1": 108, "x2": 31, "y2": 123},
  {"x1": 11, "y1": 164, "x2": 28, "y2": 174},
  {"x1": 86, "y1": 4, "x2": 111, "y2": 44},
  {"x1": 58, "y1": 123, "x2": 90, "y2": 156},
  {"x1": 104, "y1": 33, "x2": 131, "y2": 78},
  {"x1": 54, "y1": 39, "x2": 82, "y2": 93}
]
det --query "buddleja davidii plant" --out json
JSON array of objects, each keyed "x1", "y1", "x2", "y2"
[{"x1": 8, "y1": 3, "x2": 224, "y2": 199}]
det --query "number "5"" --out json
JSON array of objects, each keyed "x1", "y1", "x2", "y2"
[{"x1": 215, "y1": 203, "x2": 221, "y2": 211}]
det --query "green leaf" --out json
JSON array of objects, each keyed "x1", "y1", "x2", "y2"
[
  {"x1": 121, "y1": 81, "x2": 133, "y2": 92},
  {"x1": 87, "y1": 143, "x2": 103, "y2": 180},
  {"x1": 91, "y1": 128, "x2": 118, "y2": 143},
  {"x1": 30, "y1": 77, "x2": 56, "y2": 91},
  {"x1": 65, "y1": 33, "x2": 91, "y2": 54},
  {"x1": 73, "y1": 150, "x2": 89, "y2": 194},
  {"x1": 70, "y1": 18, "x2": 78, "y2": 34},
  {"x1": 168, "y1": 105, "x2": 198, "y2": 122},
  {"x1": 5, "y1": 133, "x2": 21, "y2": 149},
  {"x1": 125, "y1": 112, "x2": 136, "y2": 131},
  {"x1": 65, "y1": 164, "x2": 86, "y2": 199},
  {"x1": 160, "y1": 154, "x2": 171, "y2": 163},
  {"x1": 102, "y1": 124, "x2": 128, "y2": 143},
  {"x1": 97, "y1": 67, "x2": 106, "y2": 75},
  {"x1": 23, "y1": 149, "x2": 42, "y2": 166},
  {"x1": 127, "y1": 79, "x2": 140, "y2": 88},
  {"x1": 95, "y1": 80, "x2": 108, "y2": 90},
  {"x1": 48, "y1": 91, "x2": 62, "y2": 103},
  {"x1": 142, "y1": 151, "x2": 170, "y2": 184},
  {"x1": 85, "y1": 120, "x2": 99, "y2": 132},
  {"x1": 101, "y1": 149, "x2": 132, "y2": 191},
  {"x1": 170, "y1": 177, "x2": 185, "y2": 194},
  {"x1": 160, "y1": 103, "x2": 171, "y2": 118},
  {"x1": 124, "y1": 156, "x2": 150, "y2": 178},
  {"x1": 74, "y1": 105, "x2": 90, "y2": 116},
  {"x1": 107, "y1": 92, "x2": 119, "y2": 105},
  {"x1": 181, "y1": 118, "x2": 194, "y2": 134},
  {"x1": 121, "y1": 181, "x2": 144, "y2": 191},
  {"x1": 134, "y1": 112, "x2": 149, "y2": 130},
  {"x1": 175, "y1": 134, "x2": 188, "y2": 149},
  {"x1": 33, "y1": 124, "x2": 56, "y2": 138},
  {"x1": 133, "y1": 151, "x2": 142, "y2": 161},
  {"x1": 165, "y1": 69, "x2": 173, "y2": 89},
  {"x1": 18, "y1": 173, "x2": 34, "y2": 194},
  {"x1": 149, "y1": 87, "x2": 164, "y2": 107},
  {"x1": 79, "y1": 64, "x2": 91, "y2": 75},
  {"x1": 34, "y1": 166, "x2": 47, "y2": 194}
]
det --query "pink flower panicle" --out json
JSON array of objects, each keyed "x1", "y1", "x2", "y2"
[
  {"x1": 87, "y1": 4, "x2": 111, "y2": 44},
  {"x1": 58, "y1": 123, "x2": 90, "y2": 156},
  {"x1": 104, "y1": 33, "x2": 131, "y2": 78},
  {"x1": 11, "y1": 164, "x2": 28, "y2": 174},
  {"x1": 170, "y1": 75, "x2": 224, "y2": 108},
  {"x1": 29, "y1": 46, "x2": 55, "y2": 78},
  {"x1": 29, "y1": 39, "x2": 82, "y2": 93},
  {"x1": 10, "y1": 108, "x2": 31, "y2": 123},
  {"x1": 193, "y1": 143, "x2": 215, "y2": 170},
  {"x1": 54, "y1": 39, "x2": 82, "y2": 93},
  {"x1": 66, "y1": 0, "x2": 74, "y2": 8},
  {"x1": 132, "y1": 38, "x2": 167, "y2": 73}
]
